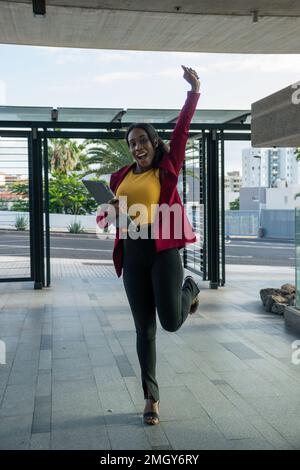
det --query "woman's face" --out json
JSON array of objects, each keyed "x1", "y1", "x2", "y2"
[{"x1": 128, "y1": 128, "x2": 157, "y2": 172}]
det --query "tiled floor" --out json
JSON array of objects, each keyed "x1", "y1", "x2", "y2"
[{"x1": 0, "y1": 260, "x2": 299, "y2": 450}]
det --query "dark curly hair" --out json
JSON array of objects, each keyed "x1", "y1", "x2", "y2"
[{"x1": 125, "y1": 123, "x2": 169, "y2": 168}]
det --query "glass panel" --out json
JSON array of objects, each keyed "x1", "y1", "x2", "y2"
[
  {"x1": 124, "y1": 109, "x2": 251, "y2": 125},
  {"x1": 0, "y1": 106, "x2": 123, "y2": 123},
  {"x1": 0, "y1": 106, "x2": 52, "y2": 121},
  {"x1": 123, "y1": 109, "x2": 180, "y2": 124},
  {"x1": 0, "y1": 106, "x2": 251, "y2": 125},
  {"x1": 191, "y1": 109, "x2": 251, "y2": 124},
  {"x1": 295, "y1": 208, "x2": 300, "y2": 309},
  {"x1": 58, "y1": 108, "x2": 123, "y2": 122}
]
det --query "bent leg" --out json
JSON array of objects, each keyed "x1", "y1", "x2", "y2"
[{"x1": 151, "y1": 249, "x2": 197, "y2": 332}]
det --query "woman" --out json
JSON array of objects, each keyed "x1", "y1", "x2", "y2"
[{"x1": 97, "y1": 65, "x2": 200, "y2": 425}]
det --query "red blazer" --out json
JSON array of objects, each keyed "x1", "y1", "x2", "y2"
[{"x1": 97, "y1": 91, "x2": 200, "y2": 277}]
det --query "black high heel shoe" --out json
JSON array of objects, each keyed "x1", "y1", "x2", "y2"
[
  {"x1": 143, "y1": 399, "x2": 160, "y2": 425},
  {"x1": 183, "y1": 276, "x2": 200, "y2": 314}
]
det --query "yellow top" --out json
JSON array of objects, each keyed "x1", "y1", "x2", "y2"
[{"x1": 116, "y1": 168, "x2": 161, "y2": 225}]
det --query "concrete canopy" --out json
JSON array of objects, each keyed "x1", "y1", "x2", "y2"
[{"x1": 1, "y1": 0, "x2": 300, "y2": 53}]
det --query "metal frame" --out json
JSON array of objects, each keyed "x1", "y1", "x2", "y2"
[
  {"x1": 0, "y1": 121, "x2": 250, "y2": 130},
  {"x1": 0, "y1": 130, "x2": 33, "y2": 283},
  {"x1": 219, "y1": 131, "x2": 225, "y2": 287},
  {"x1": 200, "y1": 132, "x2": 207, "y2": 280},
  {"x1": 183, "y1": 129, "x2": 251, "y2": 287},
  {"x1": 31, "y1": 129, "x2": 44, "y2": 289},
  {"x1": 43, "y1": 133, "x2": 51, "y2": 287},
  {"x1": 182, "y1": 158, "x2": 188, "y2": 269},
  {"x1": 0, "y1": 115, "x2": 251, "y2": 289},
  {"x1": 207, "y1": 130, "x2": 219, "y2": 289}
]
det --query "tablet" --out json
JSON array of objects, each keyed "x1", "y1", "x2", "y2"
[
  {"x1": 82, "y1": 179, "x2": 115, "y2": 205},
  {"x1": 82, "y1": 179, "x2": 135, "y2": 229}
]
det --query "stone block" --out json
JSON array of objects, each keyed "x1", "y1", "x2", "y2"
[
  {"x1": 252, "y1": 83, "x2": 300, "y2": 147},
  {"x1": 285, "y1": 306, "x2": 300, "y2": 335}
]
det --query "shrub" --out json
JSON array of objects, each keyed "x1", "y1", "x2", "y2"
[
  {"x1": 67, "y1": 219, "x2": 84, "y2": 234},
  {"x1": 15, "y1": 214, "x2": 28, "y2": 231},
  {"x1": 229, "y1": 197, "x2": 240, "y2": 210},
  {"x1": 10, "y1": 199, "x2": 29, "y2": 212}
]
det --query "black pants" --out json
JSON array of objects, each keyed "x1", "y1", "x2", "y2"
[{"x1": 123, "y1": 232, "x2": 198, "y2": 402}]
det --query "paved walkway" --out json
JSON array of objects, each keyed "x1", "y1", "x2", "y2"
[{"x1": 0, "y1": 260, "x2": 299, "y2": 450}]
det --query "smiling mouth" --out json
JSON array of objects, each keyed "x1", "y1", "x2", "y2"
[{"x1": 136, "y1": 153, "x2": 147, "y2": 161}]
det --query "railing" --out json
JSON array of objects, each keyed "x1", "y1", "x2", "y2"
[
  {"x1": 185, "y1": 202, "x2": 204, "y2": 275},
  {"x1": 0, "y1": 137, "x2": 32, "y2": 280}
]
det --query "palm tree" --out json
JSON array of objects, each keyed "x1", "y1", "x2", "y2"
[
  {"x1": 82, "y1": 139, "x2": 134, "y2": 177},
  {"x1": 82, "y1": 138, "x2": 200, "y2": 179},
  {"x1": 48, "y1": 138, "x2": 87, "y2": 174}
]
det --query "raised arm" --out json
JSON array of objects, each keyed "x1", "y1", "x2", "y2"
[{"x1": 169, "y1": 66, "x2": 200, "y2": 175}]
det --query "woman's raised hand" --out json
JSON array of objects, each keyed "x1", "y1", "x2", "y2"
[{"x1": 181, "y1": 65, "x2": 200, "y2": 93}]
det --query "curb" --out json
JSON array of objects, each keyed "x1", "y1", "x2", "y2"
[{"x1": 0, "y1": 228, "x2": 115, "y2": 240}]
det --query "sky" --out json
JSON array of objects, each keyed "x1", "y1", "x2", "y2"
[{"x1": 1, "y1": 44, "x2": 300, "y2": 172}]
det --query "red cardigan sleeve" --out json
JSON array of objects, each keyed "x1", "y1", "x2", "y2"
[{"x1": 169, "y1": 91, "x2": 200, "y2": 175}]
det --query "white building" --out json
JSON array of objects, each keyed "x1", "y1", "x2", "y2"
[
  {"x1": 280, "y1": 148, "x2": 300, "y2": 186},
  {"x1": 225, "y1": 171, "x2": 241, "y2": 192},
  {"x1": 242, "y1": 148, "x2": 264, "y2": 187},
  {"x1": 242, "y1": 147, "x2": 299, "y2": 188},
  {"x1": 224, "y1": 171, "x2": 241, "y2": 210},
  {"x1": 266, "y1": 185, "x2": 300, "y2": 210}
]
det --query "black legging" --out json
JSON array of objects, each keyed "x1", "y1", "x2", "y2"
[{"x1": 122, "y1": 229, "x2": 198, "y2": 402}]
